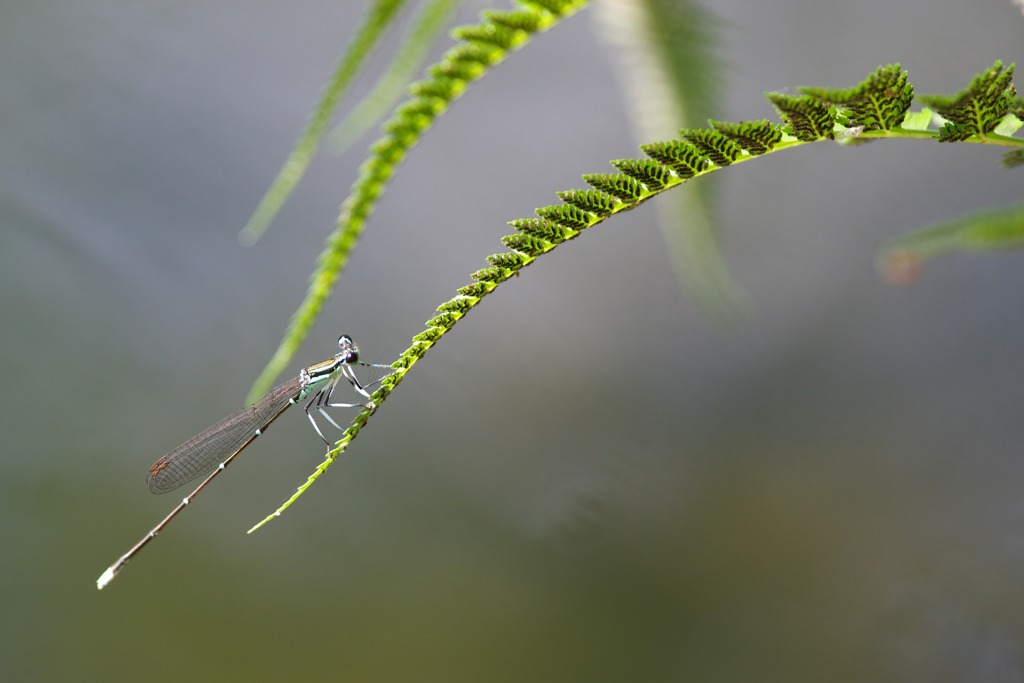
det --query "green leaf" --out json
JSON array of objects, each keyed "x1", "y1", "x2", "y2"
[
  {"x1": 470, "y1": 266, "x2": 508, "y2": 283},
  {"x1": 681, "y1": 129, "x2": 742, "y2": 166},
  {"x1": 486, "y1": 251, "x2": 529, "y2": 271},
  {"x1": 581, "y1": 173, "x2": 645, "y2": 202},
  {"x1": 709, "y1": 119, "x2": 783, "y2": 155},
  {"x1": 246, "y1": 0, "x2": 590, "y2": 405},
  {"x1": 483, "y1": 9, "x2": 545, "y2": 32},
  {"x1": 640, "y1": 139, "x2": 708, "y2": 178},
  {"x1": 249, "y1": 60, "x2": 1024, "y2": 528},
  {"x1": 766, "y1": 94, "x2": 835, "y2": 141},
  {"x1": 1012, "y1": 96, "x2": 1024, "y2": 120},
  {"x1": 610, "y1": 158, "x2": 675, "y2": 191},
  {"x1": 238, "y1": 0, "x2": 409, "y2": 246},
  {"x1": 877, "y1": 203, "x2": 1024, "y2": 283},
  {"x1": 508, "y1": 217, "x2": 573, "y2": 243},
  {"x1": 918, "y1": 61, "x2": 1017, "y2": 142},
  {"x1": 436, "y1": 297, "x2": 475, "y2": 314},
  {"x1": 554, "y1": 190, "x2": 620, "y2": 217},
  {"x1": 535, "y1": 203, "x2": 596, "y2": 230},
  {"x1": 994, "y1": 113, "x2": 1024, "y2": 137},
  {"x1": 900, "y1": 108, "x2": 933, "y2": 131},
  {"x1": 594, "y1": 1, "x2": 743, "y2": 322},
  {"x1": 451, "y1": 21, "x2": 526, "y2": 51},
  {"x1": 799, "y1": 64, "x2": 914, "y2": 131},
  {"x1": 329, "y1": 0, "x2": 462, "y2": 155},
  {"x1": 501, "y1": 233, "x2": 553, "y2": 257},
  {"x1": 455, "y1": 281, "x2": 493, "y2": 297}
]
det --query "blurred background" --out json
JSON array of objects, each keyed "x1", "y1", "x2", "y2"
[{"x1": 2, "y1": 1, "x2": 1023, "y2": 681}]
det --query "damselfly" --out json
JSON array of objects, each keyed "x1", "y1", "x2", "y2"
[{"x1": 97, "y1": 335, "x2": 391, "y2": 590}]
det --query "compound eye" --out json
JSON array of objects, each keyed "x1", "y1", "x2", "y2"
[{"x1": 337, "y1": 335, "x2": 359, "y2": 362}]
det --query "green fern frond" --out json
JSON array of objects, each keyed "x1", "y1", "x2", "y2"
[
  {"x1": 581, "y1": 173, "x2": 645, "y2": 202},
  {"x1": 487, "y1": 251, "x2": 530, "y2": 270},
  {"x1": 1012, "y1": 96, "x2": 1024, "y2": 119},
  {"x1": 412, "y1": 327, "x2": 445, "y2": 343},
  {"x1": 640, "y1": 139, "x2": 708, "y2": 178},
  {"x1": 767, "y1": 93, "x2": 836, "y2": 141},
  {"x1": 408, "y1": 76, "x2": 466, "y2": 101},
  {"x1": 709, "y1": 120, "x2": 783, "y2": 155},
  {"x1": 246, "y1": 0, "x2": 590, "y2": 405},
  {"x1": 451, "y1": 22, "x2": 526, "y2": 50},
  {"x1": 501, "y1": 233, "x2": 554, "y2": 256},
  {"x1": 444, "y1": 42, "x2": 504, "y2": 66},
  {"x1": 899, "y1": 108, "x2": 933, "y2": 132},
  {"x1": 509, "y1": 217, "x2": 573, "y2": 242},
  {"x1": 426, "y1": 311, "x2": 461, "y2": 328},
  {"x1": 483, "y1": 9, "x2": 544, "y2": 32},
  {"x1": 995, "y1": 112, "x2": 1023, "y2": 137},
  {"x1": 394, "y1": 97, "x2": 449, "y2": 120},
  {"x1": 610, "y1": 158, "x2": 674, "y2": 190},
  {"x1": 934, "y1": 122, "x2": 974, "y2": 143},
  {"x1": 682, "y1": 129, "x2": 742, "y2": 166},
  {"x1": 554, "y1": 190, "x2": 620, "y2": 217},
  {"x1": 594, "y1": 0, "x2": 740, "y2": 321},
  {"x1": 470, "y1": 266, "x2": 509, "y2": 283},
  {"x1": 799, "y1": 64, "x2": 914, "y2": 131},
  {"x1": 238, "y1": 0, "x2": 409, "y2": 246},
  {"x1": 877, "y1": 203, "x2": 1024, "y2": 283},
  {"x1": 436, "y1": 296, "x2": 477, "y2": 314},
  {"x1": 249, "y1": 61, "x2": 1024, "y2": 531},
  {"x1": 329, "y1": 0, "x2": 461, "y2": 155},
  {"x1": 535, "y1": 203, "x2": 596, "y2": 230},
  {"x1": 456, "y1": 282, "x2": 495, "y2": 297},
  {"x1": 919, "y1": 61, "x2": 1017, "y2": 142},
  {"x1": 522, "y1": 0, "x2": 582, "y2": 12},
  {"x1": 428, "y1": 57, "x2": 487, "y2": 83}
]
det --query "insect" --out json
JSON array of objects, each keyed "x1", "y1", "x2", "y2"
[{"x1": 97, "y1": 335, "x2": 391, "y2": 589}]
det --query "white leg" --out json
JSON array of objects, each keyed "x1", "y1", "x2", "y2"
[
  {"x1": 304, "y1": 391, "x2": 331, "y2": 445},
  {"x1": 342, "y1": 365, "x2": 375, "y2": 401},
  {"x1": 317, "y1": 405, "x2": 346, "y2": 431}
]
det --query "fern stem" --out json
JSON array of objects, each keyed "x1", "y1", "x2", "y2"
[
  {"x1": 238, "y1": 0, "x2": 409, "y2": 246},
  {"x1": 248, "y1": 62, "x2": 1024, "y2": 530},
  {"x1": 328, "y1": 0, "x2": 462, "y2": 155},
  {"x1": 246, "y1": 0, "x2": 591, "y2": 405}
]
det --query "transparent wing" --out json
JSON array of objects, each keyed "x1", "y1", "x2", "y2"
[{"x1": 146, "y1": 378, "x2": 302, "y2": 494}]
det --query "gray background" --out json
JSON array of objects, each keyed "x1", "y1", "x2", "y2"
[{"x1": 2, "y1": 1, "x2": 1023, "y2": 681}]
